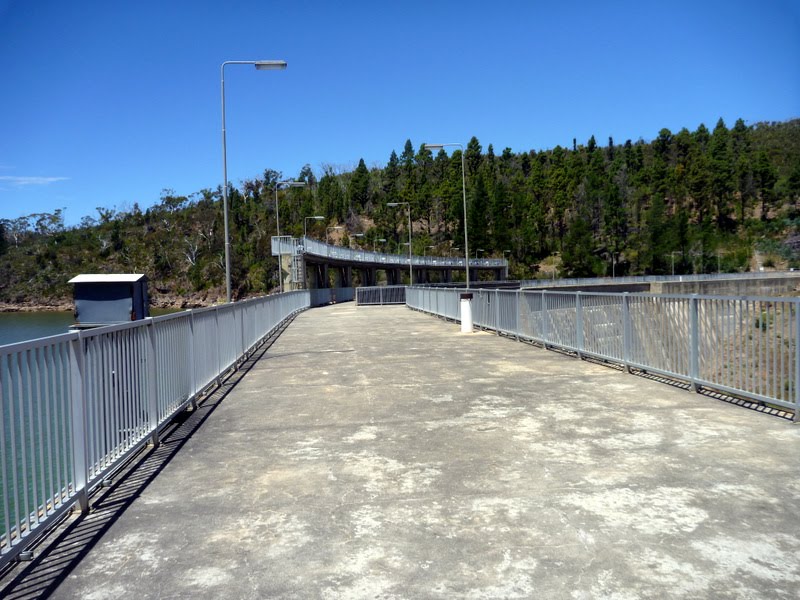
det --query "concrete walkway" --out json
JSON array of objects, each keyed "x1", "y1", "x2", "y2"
[{"x1": 6, "y1": 304, "x2": 800, "y2": 598}]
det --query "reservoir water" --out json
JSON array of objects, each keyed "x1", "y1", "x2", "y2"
[
  {"x1": 0, "y1": 309, "x2": 181, "y2": 346},
  {"x1": 0, "y1": 312, "x2": 75, "y2": 346}
]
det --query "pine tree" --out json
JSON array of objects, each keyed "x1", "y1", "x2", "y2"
[
  {"x1": 384, "y1": 150, "x2": 400, "y2": 201},
  {"x1": 562, "y1": 214, "x2": 599, "y2": 277},
  {"x1": 710, "y1": 118, "x2": 734, "y2": 228},
  {"x1": 468, "y1": 171, "x2": 489, "y2": 251},
  {"x1": 754, "y1": 149, "x2": 777, "y2": 219},
  {"x1": 350, "y1": 159, "x2": 370, "y2": 212},
  {"x1": 465, "y1": 136, "x2": 482, "y2": 177},
  {"x1": 0, "y1": 221, "x2": 7, "y2": 256}
]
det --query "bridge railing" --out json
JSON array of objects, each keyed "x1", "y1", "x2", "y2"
[
  {"x1": 272, "y1": 236, "x2": 507, "y2": 269},
  {"x1": 0, "y1": 290, "x2": 310, "y2": 567},
  {"x1": 356, "y1": 286, "x2": 407, "y2": 305},
  {"x1": 519, "y1": 270, "x2": 800, "y2": 289},
  {"x1": 309, "y1": 287, "x2": 355, "y2": 306},
  {"x1": 407, "y1": 287, "x2": 800, "y2": 420}
]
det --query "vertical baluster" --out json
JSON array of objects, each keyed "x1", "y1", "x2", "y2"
[
  {"x1": 1, "y1": 354, "x2": 13, "y2": 549},
  {"x1": 690, "y1": 295, "x2": 699, "y2": 392},
  {"x1": 69, "y1": 334, "x2": 89, "y2": 514}
]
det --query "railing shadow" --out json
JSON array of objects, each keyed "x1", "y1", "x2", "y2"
[{"x1": 0, "y1": 316, "x2": 296, "y2": 599}]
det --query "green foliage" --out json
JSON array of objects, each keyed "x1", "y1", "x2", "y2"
[
  {"x1": 349, "y1": 158, "x2": 371, "y2": 213},
  {"x1": 2, "y1": 119, "x2": 799, "y2": 306},
  {"x1": 0, "y1": 221, "x2": 7, "y2": 256},
  {"x1": 562, "y1": 215, "x2": 602, "y2": 277}
]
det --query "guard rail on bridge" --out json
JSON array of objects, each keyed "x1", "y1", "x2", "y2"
[
  {"x1": 0, "y1": 291, "x2": 310, "y2": 567},
  {"x1": 356, "y1": 286, "x2": 407, "y2": 305},
  {"x1": 519, "y1": 270, "x2": 800, "y2": 289},
  {"x1": 407, "y1": 287, "x2": 800, "y2": 420},
  {"x1": 272, "y1": 236, "x2": 507, "y2": 270}
]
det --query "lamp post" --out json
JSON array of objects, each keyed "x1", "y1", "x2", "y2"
[
  {"x1": 221, "y1": 59, "x2": 287, "y2": 303},
  {"x1": 450, "y1": 247, "x2": 460, "y2": 257},
  {"x1": 387, "y1": 201, "x2": 412, "y2": 284},
  {"x1": 373, "y1": 237, "x2": 386, "y2": 251},
  {"x1": 350, "y1": 233, "x2": 365, "y2": 249},
  {"x1": 424, "y1": 143, "x2": 468, "y2": 286},
  {"x1": 475, "y1": 248, "x2": 484, "y2": 258},
  {"x1": 326, "y1": 225, "x2": 343, "y2": 244},
  {"x1": 424, "y1": 245, "x2": 435, "y2": 257},
  {"x1": 274, "y1": 180, "x2": 307, "y2": 293},
  {"x1": 304, "y1": 216, "x2": 324, "y2": 238}
]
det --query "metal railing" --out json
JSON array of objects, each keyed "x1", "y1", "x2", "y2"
[
  {"x1": 519, "y1": 270, "x2": 800, "y2": 289},
  {"x1": 0, "y1": 291, "x2": 310, "y2": 566},
  {"x1": 309, "y1": 287, "x2": 354, "y2": 306},
  {"x1": 356, "y1": 286, "x2": 407, "y2": 305},
  {"x1": 272, "y1": 236, "x2": 507, "y2": 270},
  {"x1": 407, "y1": 287, "x2": 800, "y2": 419}
]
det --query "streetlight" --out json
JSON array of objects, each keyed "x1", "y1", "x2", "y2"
[
  {"x1": 475, "y1": 248, "x2": 485, "y2": 258},
  {"x1": 304, "y1": 216, "x2": 324, "y2": 238},
  {"x1": 220, "y1": 59, "x2": 287, "y2": 303},
  {"x1": 387, "y1": 201, "x2": 412, "y2": 284},
  {"x1": 424, "y1": 143, "x2": 468, "y2": 285},
  {"x1": 424, "y1": 245, "x2": 435, "y2": 257},
  {"x1": 350, "y1": 233, "x2": 365, "y2": 249},
  {"x1": 326, "y1": 225, "x2": 343, "y2": 244},
  {"x1": 669, "y1": 251, "x2": 680, "y2": 276},
  {"x1": 450, "y1": 247, "x2": 460, "y2": 257},
  {"x1": 274, "y1": 180, "x2": 307, "y2": 293},
  {"x1": 373, "y1": 237, "x2": 386, "y2": 252}
]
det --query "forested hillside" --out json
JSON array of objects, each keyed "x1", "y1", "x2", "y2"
[{"x1": 1, "y1": 118, "x2": 799, "y2": 306}]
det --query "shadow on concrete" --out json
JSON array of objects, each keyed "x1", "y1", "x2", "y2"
[
  {"x1": 633, "y1": 368, "x2": 794, "y2": 421},
  {"x1": 0, "y1": 317, "x2": 296, "y2": 600},
  {"x1": 262, "y1": 348, "x2": 355, "y2": 360},
  {"x1": 521, "y1": 336, "x2": 794, "y2": 421}
]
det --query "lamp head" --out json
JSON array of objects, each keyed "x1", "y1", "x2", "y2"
[
  {"x1": 255, "y1": 60, "x2": 287, "y2": 70},
  {"x1": 424, "y1": 143, "x2": 444, "y2": 150}
]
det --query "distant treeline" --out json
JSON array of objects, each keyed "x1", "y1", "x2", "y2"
[{"x1": 1, "y1": 118, "x2": 799, "y2": 303}]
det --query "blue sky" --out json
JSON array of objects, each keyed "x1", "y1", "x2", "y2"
[{"x1": 1, "y1": 0, "x2": 798, "y2": 226}]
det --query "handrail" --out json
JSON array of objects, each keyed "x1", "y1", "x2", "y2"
[
  {"x1": 272, "y1": 236, "x2": 507, "y2": 269},
  {"x1": 407, "y1": 286, "x2": 800, "y2": 421},
  {"x1": 0, "y1": 290, "x2": 310, "y2": 567},
  {"x1": 519, "y1": 270, "x2": 800, "y2": 289}
]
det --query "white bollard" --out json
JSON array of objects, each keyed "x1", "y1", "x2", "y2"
[{"x1": 460, "y1": 293, "x2": 473, "y2": 333}]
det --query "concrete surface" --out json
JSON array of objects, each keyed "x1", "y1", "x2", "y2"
[{"x1": 5, "y1": 304, "x2": 800, "y2": 599}]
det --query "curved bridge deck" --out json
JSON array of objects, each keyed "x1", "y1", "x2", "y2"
[{"x1": 4, "y1": 305, "x2": 800, "y2": 598}]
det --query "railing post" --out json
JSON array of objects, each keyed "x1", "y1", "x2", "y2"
[
  {"x1": 541, "y1": 290, "x2": 548, "y2": 348},
  {"x1": 214, "y1": 307, "x2": 221, "y2": 385},
  {"x1": 576, "y1": 291, "x2": 584, "y2": 359},
  {"x1": 232, "y1": 305, "x2": 241, "y2": 371},
  {"x1": 515, "y1": 290, "x2": 520, "y2": 341},
  {"x1": 690, "y1": 294, "x2": 699, "y2": 393},
  {"x1": 188, "y1": 311, "x2": 198, "y2": 410},
  {"x1": 622, "y1": 293, "x2": 631, "y2": 373},
  {"x1": 69, "y1": 333, "x2": 89, "y2": 513},
  {"x1": 795, "y1": 299, "x2": 800, "y2": 422},
  {"x1": 146, "y1": 318, "x2": 160, "y2": 448},
  {"x1": 495, "y1": 289, "x2": 500, "y2": 335}
]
